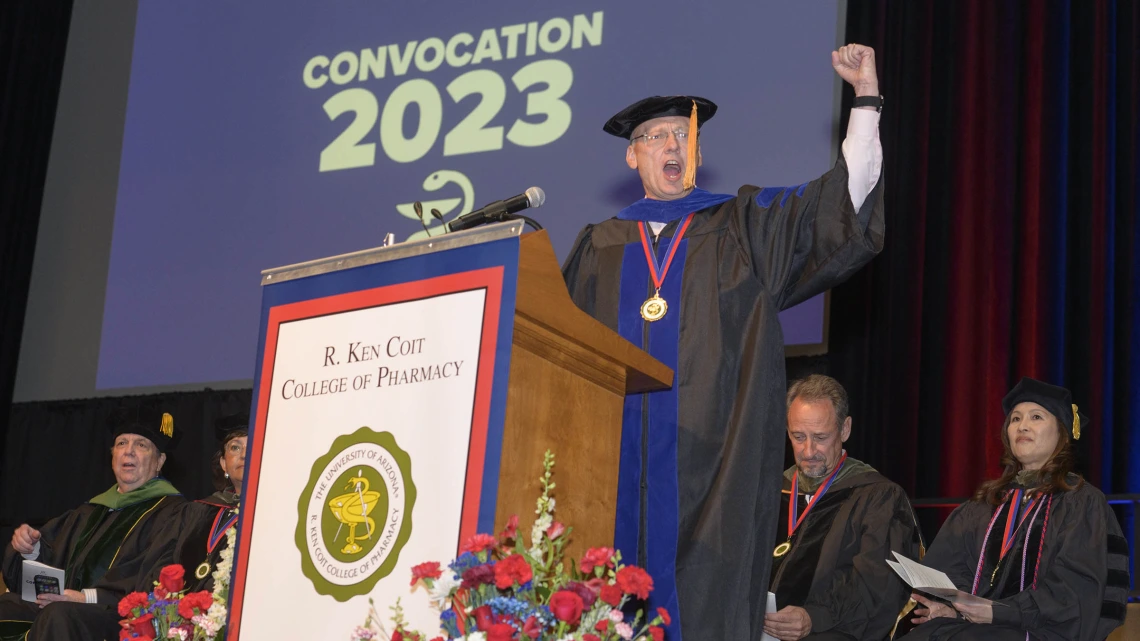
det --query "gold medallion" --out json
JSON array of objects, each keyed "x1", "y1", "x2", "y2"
[
  {"x1": 773, "y1": 541, "x2": 792, "y2": 557},
  {"x1": 640, "y1": 294, "x2": 668, "y2": 322},
  {"x1": 196, "y1": 561, "x2": 212, "y2": 580}
]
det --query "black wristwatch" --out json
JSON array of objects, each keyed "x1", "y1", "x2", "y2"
[{"x1": 852, "y1": 94, "x2": 883, "y2": 113}]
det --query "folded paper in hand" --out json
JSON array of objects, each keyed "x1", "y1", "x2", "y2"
[
  {"x1": 886, "y1": 552, "x2": 1002, "y2": 608},
  {"x1": 760, "y1": 591, "x2": 777, "y2": 641},
  {"x1": 21, "y1": 560, "x2": 65, "y2": 602}
]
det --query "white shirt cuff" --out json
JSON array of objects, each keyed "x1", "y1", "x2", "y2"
[
  {"x1": 20, "y1": 540, "x2": 40, "y2": 560},
  {"x1": 842, "y1": 108, "x2": 883, "y2": 210},
  {"x1": 83, "y1": 588, "x2": 98, "y2": 604}
]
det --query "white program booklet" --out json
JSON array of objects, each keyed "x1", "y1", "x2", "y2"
[
  {"x1": 886, "y1": 552, "x2": 1001, "y2": 608},
  {"x1": 760, "y1": 591, "x2": 778, "y2": 641},
  {"x1": 21, "y1": 560, "x2": 65, "y2": 602}
]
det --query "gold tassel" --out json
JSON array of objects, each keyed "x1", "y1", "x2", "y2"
[
  {"x1": 682, "y1": 100, "x2": 698, "y2": 190},
  {"x1": 160, "y1": 412, "x2": 174, "y2": 438},
  {"x1": 1071, "y1": 405, "x2": 1080, "y2": 440}
]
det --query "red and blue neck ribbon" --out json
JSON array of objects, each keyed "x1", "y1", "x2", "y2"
[
  {"x1": 637, "y1": 213, "x2": 695, "y2": 292},
  {"x1": 788, "y1": 451, "x2": 848, "y2": 540},
  {"x1": 207, "y1": 507, "x2": 240, "y2": 554},
  {"x1": 999, "y1": 489, "x2": 1040, "y2": 559}
]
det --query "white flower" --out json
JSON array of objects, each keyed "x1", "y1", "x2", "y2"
[
  {"x1": 466, "y1": 633, "x2": 487, "y2": 641},
  {"x1": 167, "y1": 629, "x2": 188, "y2": 640},
  {"x1": 547, "y1": 498, "x2": 555, "y2": 511},
  {"x1": 350, "y1": 627, "x2": 376, "y2": 640},
  {"x1": 206, "y1": 602, "x2": 226, "y2": 620},
  {"x1": 616, "y1": 622, "x2": 634, "y2": 639},
  {"x1": 428, "y1": 573, "x2": 460, "y2": 611}
]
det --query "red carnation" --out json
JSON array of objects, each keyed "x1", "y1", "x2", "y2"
[
  {"x1": 564, "y1": 581, "x2": 598, "y2": 607},
  {"x1": 391, "y1": 630, "x2": 403, "y2": 641},
  {"x1": 473, "y1": 605, "x2": 495, "y2": 631},
  {"x1": 548, "y1": 590, "x2": 585, "y2": 625},
  {"x1": 522, "y1": 616, "x2": 543, "y2": 639},
  {"x1": 493, "y1": 554, "x2": 533, "y2": 589},
  {"x1": 649, "y1": 626, "x2": 664, "y2": 641},
  {"x1": 500, "y1": 515, "x2": 519, "y2": 541},
  {"x1": 599, "y1": 583, "x2": 623, "y2": 607},
  {"x1": 656, "y1": 607, "x2": 672, "y2": 626},
  {"x1": 580, "y1": 547, "x2": 616, "y2": 574},
  {"x1": 461, "y1": 563, "x2": 496, "y2": 589},
  {"x1": 487, "y1": 623, "x2": 516, "y2": 641},
  {"x1": 158, "y1": 565, "x2": 185, "y2": 595},
  {"x1": 117, "y1": 591, "x2": 149, "y2": 617},
  {"x1": 616, "y1": 565, "x2": 653, "y2": 600},
  {"x1": 410, "y1": 561, "x2": 443, "y2": 586},
  {"x1": 546, "y1": 521, "x2": 565, "y2": 540},
  {"x1": 127, "y1": 612, "x2": 156, "y2": 638},
  {"x1": 595, "y1": 620, "x2": 610, "y2": 633},
  {"x1": 583, "y1": 635, "x2": 601, "y2": 641},
  {"x1": 461, "y1": 533, "x2": 498, "y2": 554},
  {"x1": 177, "y1": 591, "x2": 214, "y2": 619}
]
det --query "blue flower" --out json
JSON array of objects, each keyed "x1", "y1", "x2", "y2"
[
  {"x1": 485, "y1": 596, "x2": 554, "y2": 629},
  {"x1": 440, "y1": 609, "x2": 462, "y2": 639},
  {"x1": 448, "y1": 552, "x2": 489, "y2": 579}
]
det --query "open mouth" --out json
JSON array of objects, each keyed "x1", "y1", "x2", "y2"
[{"x1": 663, "y1": 159, "x2": 682, "y2": 180}]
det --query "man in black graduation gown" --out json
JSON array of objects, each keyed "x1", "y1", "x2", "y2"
[
  {"x1": 0, "y1": 404, "x2": 185, "y2": 641},
  {"x1": 764, "y1": 375, "x2": 921, "y2": 641},
  {"x1": 562, "y1": 44, "x2": 885, "y2": 641}
]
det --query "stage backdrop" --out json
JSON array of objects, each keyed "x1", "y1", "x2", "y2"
[{"x1": 14, "y1": 0, "x2": 846, "y2": 401}]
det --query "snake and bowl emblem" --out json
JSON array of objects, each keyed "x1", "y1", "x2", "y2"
[{"x1": 295, "y1": 427, "x2": 416, "y2": 601}]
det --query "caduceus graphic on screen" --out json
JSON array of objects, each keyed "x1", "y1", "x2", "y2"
[
  {"x1": 396, "y1": 169, "x2": 474, "y2": 240},
  {"x1": 328, "y1": 470, "x2": 381, "y2": 556}
]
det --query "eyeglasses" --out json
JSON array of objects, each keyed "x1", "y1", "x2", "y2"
[{"x1": 630, "y1": 129, "x2": 691, "y2": 148}]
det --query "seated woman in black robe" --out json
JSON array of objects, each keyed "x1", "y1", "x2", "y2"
[
  {"x1": 141, "y1": 413, "x2": 246, "y2": 593},
  {"x1": 899, "y1": 378, "x2": 1129, "y2": 641}
]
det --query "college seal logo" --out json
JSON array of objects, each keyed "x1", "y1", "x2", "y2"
[{"x1": 295, "y1": 426, "x2": 416, "y2": 601}]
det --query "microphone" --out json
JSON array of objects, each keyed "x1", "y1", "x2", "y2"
[{"x1": 447, "y1": 186, "x2": 545, "y2": 232}]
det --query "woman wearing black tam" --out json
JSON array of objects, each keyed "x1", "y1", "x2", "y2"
[
  {"x1": 136, "y1": 414, "x2": 246, "y2": 595},
  {"x1": 899, "y1": 378, "x2": 1129, "y2": 641}
]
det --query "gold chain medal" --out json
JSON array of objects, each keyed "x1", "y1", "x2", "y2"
[
  {"x1": 197, "y1": 506, "x2": 240, "y2": 580},
  {"x1": 637, "y1": 214, "x2": 696, "y2": 322},
  {"x1": 640, "y1": 291, "x2": 667, "y2": 321},
  {"x1": 776, "y1": 451, "x2": 848, "y2": 558}
]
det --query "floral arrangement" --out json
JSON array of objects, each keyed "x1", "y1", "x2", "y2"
[
  {"x1": 351, "y1": 451, "x2": 669, "y2": 641},
  {"x1": 118, "y1": 522, "x2": 237, "y2": 640}
]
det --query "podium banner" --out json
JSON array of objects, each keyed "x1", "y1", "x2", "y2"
[{"x1": 229, "y1": 228, "x2": 520, "y2": 639}]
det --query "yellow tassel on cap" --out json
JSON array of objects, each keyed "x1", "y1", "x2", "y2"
[
  {"x1": 682, "y1": 100, "x2": 698, "y2": 190},
  {"x1": 160, "y1": 412, "x2": 174, "y2": 438},
  {"x1": 1071, "y1": 405, "x2": 1080, "y2": 440}
]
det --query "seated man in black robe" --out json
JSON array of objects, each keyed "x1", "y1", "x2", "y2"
[
  {"x1": 0, "y1": 404, "x2": 185, "y2": 641},
  {"x1": 764, "y1": 375, "x2": 922, "y2": 641}
]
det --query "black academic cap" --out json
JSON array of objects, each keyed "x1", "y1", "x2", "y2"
[
  {"x1": 602, "y1": 95, "x2": 718, "y2": 139},
  {"x1": 1001, "y1": 377, "x2": 1089, "y2": 440},
  {"x1": 214, "y1": 413, "x2": 250, "y2": 443},
  {"x1": 107, "y1": 402, "x2": 181, "y2": 453}
]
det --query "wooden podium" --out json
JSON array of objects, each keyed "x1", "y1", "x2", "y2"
[
  {"x1": 498, "y1": 230, "x2": 672, "y2": 561},
  {"x1": 231, "y1": 221, "x2": 671, "y2": 639}
]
